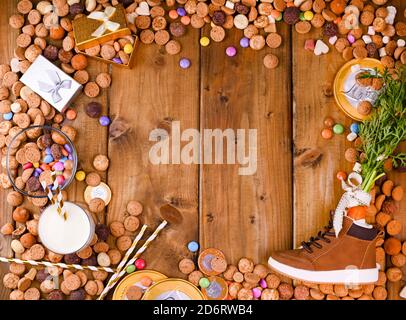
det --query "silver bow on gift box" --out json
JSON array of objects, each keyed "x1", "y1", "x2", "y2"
[
  {"x1": 88, "y1": 6, "x2": 120, "y2": 37},
  {"x1": 38, "y1": 70, "x2": 72, "y2": 103},
  {"x1": 333, "y1": 172, "x2": 372, "y2": 237}
]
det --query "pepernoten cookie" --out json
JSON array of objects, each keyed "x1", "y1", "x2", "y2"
[{"x1": 198, "y1": 248, "x2": 227, "y2": 276}]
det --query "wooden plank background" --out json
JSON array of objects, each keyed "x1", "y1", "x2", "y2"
[{"x1": 0, "y1": 0, "x2": 405, "y2": 299}]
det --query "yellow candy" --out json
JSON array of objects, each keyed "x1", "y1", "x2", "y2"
[
  {"x1": 200, "y1": 36, "x2": 210, "y2": 47},
  {"x1": 75, "y1": 170, "x2": 86, "y2": 181},
  {"x1": 304, "y1": 11, "x2": 314, "y2": 21},
  {"x1": 33, "y1": 162, "x2": 39, "y2": 168},
  {"x1": 124, "y1": 43, "x2": 133, "y2": 54}
]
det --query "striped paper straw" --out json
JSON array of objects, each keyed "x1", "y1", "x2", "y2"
[
  {"x1": 97, "y1": 220, "x2": 168, "y2": 300},
  {"x1": 40, "y1": 173, "x2": 67, "y2": 220},
  {"x1": 0, "y1": 256, "x2": 116, "y2": 273}
]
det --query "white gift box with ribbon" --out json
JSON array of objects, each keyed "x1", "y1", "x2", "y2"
[{"x1": 20, "y1": 55, "x2": 82, "y2": 113}]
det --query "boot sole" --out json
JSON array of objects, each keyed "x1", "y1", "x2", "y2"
[{"x1": 268, "y1": 256, "x2": 379, "y2": 285}]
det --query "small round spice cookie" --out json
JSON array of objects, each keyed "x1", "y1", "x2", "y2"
[
  {"x1": 155, "y1": 30, "x2": 170, "y2": 46},
  {"x1": 210, "y1": 26, "x2": 226, "y2": 42},
  {"x1": 100, "y1": 45, "x2": 116, "y2": 60},
  {"x1": 295, "y1": 21, "x2": 312, "y2": 34},
  {"x1": 73, "y1": 70, "x2": 90, "y2": 85},
  {"x1": 250, "y1": 35, "x2": 265, "y2": 50},
  {"x1": 85, "y1": 45, "x2": 101, "y2": 57},
  {"x1": 89, "y1": 198, "x2": 106, "y2": 213},
  {"x1": 140, "y1": 29, "x2": 155, "y2": 44},
  {"x1": 124, "y1": 216, "x2": 140, "y2": 232},
  {"x1": 24, "y1": 287, "x2": 40, "y2": 300},
  {"x1": 116, "y1": 235, "x2": 132, "y2": 251},
  {"x1": 127, "y1": 200, "x2": 143, "y2": 216},
  {"x1": 152, "y1": 16, "x2": 167, "y2": 31},
  {"x1": 126, "y1": 285, "x2": 143, "y2": 300},
  {"x1": 263, "y1": 54, "x2": 279, "y2": 69},
  {"x1": 179, "y1": 258, "x2": 196, "y2": 275},
  {"x1": 64, "y1": 274, "x2": 81, "y2": 291},
  {"x1": 3, "y1": 273, "x2": 19, "y2": 289},
  {"x1": 211, "y1": 256, "x2": 227, "y2": 273},
  {"x1": 170, "y1": 22, "x2": 186, "y2": 37},
  {"x1": 135, "y1": 16, "x2": 151, "y2": 30},
  {"x1": 2, "y1": 72, "x2": 19, "y2": 88},
  {"x1": 353, "y1": 46, "x2": 368, "y2": 59},
  {"x1": 85, "y1": 172, "x2": 101, "y2": 187},
  {"x1": 16, "y1": 33, "x2": 32, "y2": 48},
  {"x1": 9, "y1": 14, "x2": 25, "y2": 29},
  {"x1": 84, "y1": 82, "x2": 100, "y2": 98},
  {"x1": 107, "y1": 249, "x2": 121, "y2": 265},
  {"x1": 93, "y1": 154, "x2": 109, "y2": 171},
  {"x1": 95, "y1": 73, "x2": 112, "y2": 89},
  {"x1": 110, "y1": 221, "x2": 125, "y2": 238},
  {"x1": 234, "y1": 14, "x2": 249, "y2": 29},
  {"x1": 29, "y1": 244, "x2": 45, "y2": 260},
  {"x1": 266, "y1": 33, "x2": 282, "y2": 49},
  {"x1": 165, "y1": 40, "x2": 181, "y2": 55},
  {"x1": 238, "y1": 257, "x2": 254, "y2": 273}
]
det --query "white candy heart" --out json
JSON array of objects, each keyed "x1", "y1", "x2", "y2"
[
  {"x1": 126, "y1": 12, "x2": 138, "y2": 24},
  {"x1": 135, "y1": 2, "x2": 150, "y2": 16},
  {"x1": 314, "y1": 40, "x2": 329, "y2": 56}
]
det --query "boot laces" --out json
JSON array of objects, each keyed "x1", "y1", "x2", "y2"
[{"x1": 301, "y1": 217, "x2": 335, "y2": 253}]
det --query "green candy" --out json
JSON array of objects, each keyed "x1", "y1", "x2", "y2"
[
  {"x1": 199, "y1": 277, "x2": 210, "y2": 288},
  {"x1": 299, "y1": 12, "x2": 306, "y2": 21},
  {"x1": 126, "y1": 265, "x2": 136, "y2": 274},
  {"x1": 333, "y1": 124, "x2": 344, "y2": 135}
]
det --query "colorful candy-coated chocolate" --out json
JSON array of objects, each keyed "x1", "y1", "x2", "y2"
[
  {"x1": 168, "y1": 9, "x2": 178, "y2": 19},
  {"x1": 34, "y1": 168, "x2": 43, "y2": 175},
  {"x1": 304, "y1": 11, "x2": 314, "y2": 21},
  {"x1": 226, "y1": 46, "x2": 237, "y2": 57},
  {"x1": 259, "y1": 278, "x2": 267, "y2": 289},
  {"x1": 64, "y1": 144, "x2": 72, "y2": 153},
  {"x1": 176, "y1": 7, "x2": 186, "y2": 17},
  {"x1": 187, "y1": 241, "x2": 199, "y2": 252},
  {"x1": 33, "y1": 171, "x2": 40, "y2": 178},
  {"x1": 135, "y1": 258, "x2": 146, "y2": 270},
  {"x1": 179, "y1": 58, "x2": 191, "y2": 69},
  {"x1": 56, "y1": 175, "x2": 65, "y2": 185},
  {"x1": 347, "y1": 34, "x2": 355, "y2": 44},
  {"x1": 240, "y1": 37, "x2": 250, "y2": 48},
  {"x1": 75, "y1": 170, "x2": 86, "y2": 181},
  {"x1": 45, "y1": 147, "x2": 52, "y2": 155},
  {"x1": 23, "y1": 163, "x2": 33, "y2": 170},
  {"x1": 252, "y1": 287, "x2": 262, "y2": 299},
  {"x1": 33, "y1": 162, "x2": 39, "y2": 168},
  {"x1": 336, "y1": 171, "x2": 347, "y2": 181},
  {"x1": 299, "y1": 12, "x2": 305, "y2": 21},
  {"x1": 199, "y1": 277, "x2": 210, "y2": 288},
  {"x1": 350, "y1": 123, "x2": 360, "y2": 134},
  {"x1": 99, "y1": 116, "x2": 111, "y2": 126},
  {"x1": 126, "y1": 265, "x2": 136, "y2": 274},
  {"x1": 333, "y1": 124, "x2": 344, "y2": 134},
  {"x1": 321, "y1": 128, "x2": 333, "y2": 139},
  {"x1": 112, "y1": 57, "x2": 122, "y2": 64},
  {"x1": 200, "y1": 36, "x2": 210, "y2": 47},
  {"x1": 180, "y1": 16, "x2": 190, "y2": 25},
  {"x1": 43, "y1": 155, "x2": 54, "y2": 163},
  {"x1": 124, "y1": 43, "x2": 134, "y2": 54},
  {"x1": 53, "y1": 162, "x2": 64, "y2": 171},
  {"x1": 3, "y1": 112, "x2": 13, "y2": 121}
]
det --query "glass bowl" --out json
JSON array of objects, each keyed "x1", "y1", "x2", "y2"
[{"x1": 6, "y1": 125, "x2": 78, "y2": 198}]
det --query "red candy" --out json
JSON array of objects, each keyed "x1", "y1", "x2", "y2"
[{"x1": 135, "y1": 258, "x2": 146, "y2": 270}]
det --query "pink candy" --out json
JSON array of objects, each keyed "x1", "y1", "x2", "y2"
[
  {"x1": 259, "y1": 278, "x2": 267, "y2": 289},
  {"x1": 23, "y1": 163, "x2": 33, "y2": 170},
  {"x1": 53, "y1": 162, "x2": 64, "y2": 171},
  {"x1": 252, "y1": 287, "x2": 262, "y2": 299},
  {"x1": 56, "y1": 175, "x2": 65, "y2": 185},
  {"x1": 347, "y1": 34, "x2": 355, "y2": 44},
  {"x1": 304, "y1": 39, "x2": 315, "y2": 51}
]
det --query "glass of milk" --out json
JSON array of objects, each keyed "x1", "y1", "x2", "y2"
[{"x1": 38, "y1": 202, "x2": 95, "y2": 255}]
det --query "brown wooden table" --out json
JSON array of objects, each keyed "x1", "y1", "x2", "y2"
[{"x1": 0, "y1": 0, "x2": 405, "y2": 300}]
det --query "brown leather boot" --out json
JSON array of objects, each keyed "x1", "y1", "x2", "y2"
[{"x1": 268, "y1": 215, "x2": 380, "y2": 284}]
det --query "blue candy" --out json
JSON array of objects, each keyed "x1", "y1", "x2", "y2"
[
  {"x1": 43, "y1": 155, "x2": 54, "y2": 163},
  {"x1": 187, "y1": 241, "x2": 199, "y2": 253},
  {"x1": 3, "y1": 112, "x2": 13, "y2": 121},
  {"x1": 350, "y1": 123, "x2": 360, "y2": 134}
]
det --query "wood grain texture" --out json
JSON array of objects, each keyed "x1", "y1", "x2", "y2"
[
  {"x1": 0, "y1": 0, "x2": 20, "y2": 300},
  {"x1": 199, "y1": 24, "x2": 293, "y2": 264},
  {"x1": 106, "y1": 29, "x2": 200, "y2": 277}
]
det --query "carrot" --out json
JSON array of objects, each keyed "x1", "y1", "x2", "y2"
[{"x1": 347, "y1": 206, "x2": 367, "y2": 220}]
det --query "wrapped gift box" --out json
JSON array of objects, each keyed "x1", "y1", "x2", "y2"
[
  {"x1": 73, "y1": 5, "x2": 131, "y2": 50},
  {"x1": 20, "y1": 55, "x2": 82, "y2": 113}
]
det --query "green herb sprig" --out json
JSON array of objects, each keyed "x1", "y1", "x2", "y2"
[{"x1": 359, "y1": 66, "x2": 406, "y2": 193}]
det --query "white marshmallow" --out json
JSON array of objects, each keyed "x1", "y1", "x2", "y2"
[
  {"x1": 347, "y1": 132, "x2": 358, "y2": 142},
  {"x1": 385, "y1": 6, "x2": 397, "y2": 25},
  {"x1": 379, "y1": 47, "x2": 387, "y2": 57},
  {"x1": 382, "y1": 36, "x2": 390, "y2": 44},
  {"x1": 225, "y1": 1, "x2": 234, "y2": 10},
  {"x1": 367, "y1": 26, "x2": 375, "y2": 35},
  {"x1": 362, "y1": 35, "x2": 372, "y2": 45},
  {"x1": 397, "y1": 39, "x2": 405, "y2": 48}
]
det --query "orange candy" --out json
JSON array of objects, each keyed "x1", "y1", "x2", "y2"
[
  {"x1": 65, "y1": 109, "x2": 77, "y2": 120},
  {"x1": 271, "y1": 10, "x2": 281, "y2": 19},
  {"x1": 181, "y1": 16, "x2": 191, "y2": 25},
  {"x1": 330, "y1": 0, "x2": 346, "y2": 15},
  {"x1": 347, "y1": 206, "x2": 367, "y2": 220},
  {"x1": 168, "y1": 10, "x2": 178, "y2": 20},
  {"x1": 321, "y1": 128, "x2": 333, "y2": 139},
  {"x1": 50, "y1": 25, "x2": 65, "y2": 40},
  {"x1": 336, "y1": 171, "x2": 347, "y2": 181}
]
